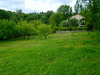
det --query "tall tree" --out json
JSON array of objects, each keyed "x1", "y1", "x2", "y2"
[
  {"x1": 74, "y1": 0, "x2": 80, "y2": 14},
  {"x1": 57, "y1": 5, "x2": 70, "y2": 20}
]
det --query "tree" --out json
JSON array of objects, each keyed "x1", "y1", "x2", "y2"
[
  {"x1": 57, "y1": 5, "x2": 70, "y2": 19},
  {"x1": 45, "y1": 11, "x2": 54, "y2": 19},
  {"x1": 74, "y1": 0, "x2": 80, "y2": 14},
  {"x1": 30, "y1": 20, "x2": 42, "y2": 28},
  {"x1": 10, "y1": 9, "x2": 24, "y2": 24},
  {"x1": 16, "y1": 20, "x2": 36, "y2": 39},
  {"x1": 54, "y1": 13, "x2": 63, "y2": 27},
  {"x1": 0, "y1": 19, "x2": 15, "y2": 40},
  {"x1": 69, "y1": 7, "x2": 73, "y2": 17},
  {"x1": 41, "y1": 15, "x2": 48, "y2": 24},
  {"x1": 49, "y1": 13, "x2": 63, "y2": 31},
  {"x1": 16, "y1": 9, "x2": 23, "y2": 21},
  {"x1": 25, "y1": 23, "x2": 36, "y2": 39},
  {"x1": 49, "y1": 14, "x2": 57, "y2": 32},
  {"x1": 0, "y1": 9, "x2": 10, "y2": 20},
  {"x1": 38, "y1": 24, "x2": 51, "y2": 39},
  {"x1": 45, "y1": 11, "x2": 54, "y2": 24}
]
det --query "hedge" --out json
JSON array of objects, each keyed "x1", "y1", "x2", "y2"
[{"x1": 58, "y1": 27, "x2": 87, "y2": 31}]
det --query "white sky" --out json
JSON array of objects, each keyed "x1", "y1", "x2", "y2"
[{"x1": 0, "y1": 0, "x2": 76, "y2": 13}]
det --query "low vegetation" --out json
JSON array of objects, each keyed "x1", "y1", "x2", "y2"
[
  {"x1": 58, "y1": 27, "x2": 87, "y2": 31},
  {"x1": 0, "y1": 32, "x2": 100, "y2": 74}
]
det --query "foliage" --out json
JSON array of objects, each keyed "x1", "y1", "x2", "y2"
[
  {"x1": 41, "y1": 11, "x2": 54, "y2": 24},
  {"x1": 49, "y1": 13, "x2": 63, "y2": 27},
  {"x1": 95, "y1": 13, "x2": 100, "y2": 30},
  {"x1": 49, "y1": 14, "x2": 56, "y2": 27},
  {"x1": 69, "y1": 18, "x2": 79, "y2": 27},
  {"x1": 25, "y1": 23, "x2": 36, "y2": 39},
  {"x1": 58, "y1": 27, "x2": 87, "y2": 31},
  {"x1": 74, "y1": 0, "x2": 80, "y2": 14},
  {"x1": 16, "y1": 20, "x2": 36, "y2": 39},
  {"x1": 57, "y1": 5, "x2": 72, "y2": 19},
  {"x1": 80, "y1": 18, "x2": 85, "y2": 25},
  {"x1": 0, "y1": 19, "x2": 15, "y2": 40},
  {"x1": 80, "y1": 18, "x2": 85, "y2": 22},
  {"x1": 30, "y1": 20, "x2": 42, "y2": 28},
  {"x1": 38, "y1": 24, "x2": 51, "y2": 39},
  {"x1": 81, "y1": 22, "x2": 85, "y2": 25},
  {"x1": 60, "y1": 20, "x2": 69, "y2": 27},
  {"x1": 0, "y1": 9, "x2": 10, "y2": 20},
  {"x1": 76, "y1": 0, "x2": 100, "y2": 30},
  {"x1": 86, "y1": 22, "x2": 93, "y2": 30},
  {"x1": 49, "y1": 14, "x2": 57, "y2": 32}
]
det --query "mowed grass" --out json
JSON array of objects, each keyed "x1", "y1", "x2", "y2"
[{"x1": 0, "y1": 32, "x2": 100, "y2": 75}]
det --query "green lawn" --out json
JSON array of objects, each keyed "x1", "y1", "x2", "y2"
[{"x1": 0, "y1": 32, "x2": 100, "y2": 75}]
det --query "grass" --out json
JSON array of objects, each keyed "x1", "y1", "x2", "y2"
[{"x1": 0, "y1": 32, "x2": 100, "y2": 75}]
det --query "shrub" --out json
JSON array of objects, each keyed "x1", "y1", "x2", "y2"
[
  {"x1": 86, "y1": 22, "x2": 93, "y2": 30},
  {"x1": 60, "y1": 20, "x2": 69, "y2": 27},
  {"x1": 58, "y1": 27, "x2": 87, "y2": 31},
  {"x1": 69, "y1": 18, "x2": 79, "y2": 27}
]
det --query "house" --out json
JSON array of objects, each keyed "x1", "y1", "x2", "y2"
[
  {"x1": 70, "y1": 14, "x2": 85, "y2": 26},
  {"x1": 70, "y1": 14, "x2": 85, "y2": 21}
]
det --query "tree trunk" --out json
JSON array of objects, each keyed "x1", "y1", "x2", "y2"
[{"x1": 28, "y1": 35, "x2": 29, "y2": 40}]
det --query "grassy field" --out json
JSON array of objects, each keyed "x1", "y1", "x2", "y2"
[{"x1": 0, "y1": 32, "x2": 100, "y2": 75}]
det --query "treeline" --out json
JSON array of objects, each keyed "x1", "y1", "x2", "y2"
[
  {"x1": 0, "y1": 5, "x2": 73, "y2": 26},
  {"x1": 0, "y1": 5, "x2": 74, "y2": 40}
]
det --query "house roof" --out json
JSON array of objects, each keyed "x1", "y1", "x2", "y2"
[{"x1": 70, "y1": 14, "x2": 84, "y2": 20}]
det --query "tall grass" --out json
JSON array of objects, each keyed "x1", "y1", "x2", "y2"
[{"x1": 0, "y1": 32, "x2": 100, "y2": 75}]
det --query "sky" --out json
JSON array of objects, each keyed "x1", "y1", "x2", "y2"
[{"x1": 0, "y1": 0, "x2": 76, "y2": 13}]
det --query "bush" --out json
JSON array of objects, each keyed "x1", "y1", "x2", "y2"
[
  {"x1": 38, "y1": 24, "x2": 52, "y2": 39},
  {"x1": 81, "y1": 22, "x2": 85, "y2": 25},
  {"x1": 60, "y1": 20, "x2": 69, "y2": 27},
  {"x1": 58, "y1": 27, "x2": 87, "y2": 31},
  {"x1": 69, "y1": 18, "x2": 79, "y2": 27},
  {"x1": 86, "y1": 22, "x2": 93, "y2": 30}
]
